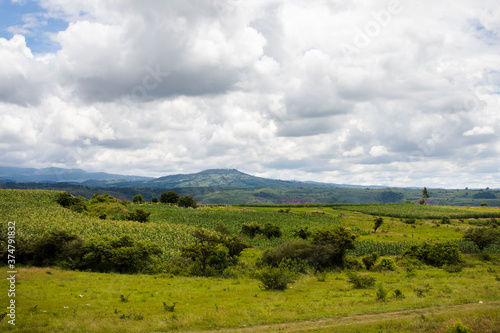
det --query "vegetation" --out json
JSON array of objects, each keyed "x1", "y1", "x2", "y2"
[{"x1": 1, "y1": 189, "x2": 500, "y2": 332}]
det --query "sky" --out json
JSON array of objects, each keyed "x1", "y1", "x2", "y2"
[{"x1": 0, "y1": 0, "x2": 499, "y2": 188}]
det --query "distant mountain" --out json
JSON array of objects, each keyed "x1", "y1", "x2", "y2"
[
  {"x1": 0, "y1": 166, "x2": 153, "y2": 183},
  {"x1": 141, "y1": 169, "x2": 334, "y2": 189}
]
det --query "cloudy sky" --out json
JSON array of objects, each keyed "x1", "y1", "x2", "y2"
[{"x1": 0, "y1": 0, "x2": 499, "y2": 188}]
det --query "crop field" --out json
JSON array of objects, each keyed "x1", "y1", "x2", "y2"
[{"x1": 1, "y1": 189, "x2": 500, "y2": 332}]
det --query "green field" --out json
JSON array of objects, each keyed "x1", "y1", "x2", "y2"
[{"x1": 1, "y1": 189, "x2": 500, "y2": 332}]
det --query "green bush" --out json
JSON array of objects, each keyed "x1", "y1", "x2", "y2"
[
  {"x1": 178, "y1": 196, "x2": 197, "y2": 208},
  {"x1": 445, "y1": 321, "x2": 472, "y2": 333},
  {"x1": 241, "y1": 223, "x2": 262, "y2": 239},
  {"x1": 255, "y1": 266, "x2": 296, "y2": 291},
  {"x1": 293, "y1": 227, "x2": 312, "y2": 240},
  {"x1": 55, "y1": 192, "x2": 87, "y2": 213},
  {"x1": 441, "y1": 216, "x2": 451, "y2": 224},
  {"x1": 160, "y1": 191, "x2": 179, "y2": 204},
  {"x1": 376, "y1": 283, "x2": 387, "y2": 301},
  {"x1": 375, "y1": 257, "x2": 397, "y2": 271},
  {"x1": 261, "y1": 223, "x2": 282, "y2": 239},
  {"x1": 404, "y1": 242, "x2": 463, "y2": 267},
  {"x1": 362, "y1": 252, "x2": 379, "y2": 270},
  {"x1": 393, "y1": 289, "x2": 405, "y2": 299},
  {"x1": 81, "y1": 234, "x2": 163, "y2": 273},
  {"x1": 133, "y1": 194, "x2": 145, "y2": 204},
  {"x1": 124, "y1": 209, "x2": 151, "y2": 223},
  {"x1": 346, "y1": 271, "x2": 376, "y2": 289}
]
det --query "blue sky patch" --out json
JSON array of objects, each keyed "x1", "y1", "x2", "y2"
[{"x1": 0, "y1": 0, "x2": 68, "y2": 53}]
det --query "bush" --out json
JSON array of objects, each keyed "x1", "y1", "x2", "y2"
[
  {"x1": 404, "y1": 242, "x2": 463, "y2": 267},
  {"x1": 463, "y1": 227, "x2": 500, "y2": 251},
  {"x1": 346, "y1": 271, "x2": 376, "y2": 289},
  {"x1": 215, "y1": 222, "x2": 232, "y2": 235},
  {"x1": 160, "y1": 191, "x2": 179, "y2": 204},
  {"x1": 402, "y1": 218, "x2": 416, "y2": 224},
  {"x1": 374, "y1": 257, "x2": 397, "y2": 271},
  {"x1": 293, "y1": 227, "x2": 312, "y2": 240},
  {"x1": 344, "y1": 256, "x2": 364, "y2": 270},
  {"x1": 261, "y1": 223, "x2": 282, "y2": 239},
  {"x1": 55, "y1": 192, "x2": 87, "y2": 213},
  {"x1": 445, "y1": 321, "x2": 473, "y2": 333},
  {"x1": 255, "y1": 266, "x2": 296, "y2": 291},
  {"x1": 311, "y1": 227, "x2": 357, "y2": 268},
  {"x1": 81, "y1": 235, "x2": 163, "y2": 273},
  {"x1": 124, "y1": 209, "x2": 151, "y2": 223},
  {"x1": 178, "y1": 196, "x2": 197, "y2": 208},
  {"x1": 32, "y1": 230, "x2": 84, "y2": 268},
  {"x1": 241, "y1": 223, "x2": 262, "y2": 239},
  {"x1": 441, "y1": 216, "x2": 451, "y2": 224},
  {"x1": 393, "y1": 289, "x2": 405, "y2": 299},
  {"x1": 376, "y1": 283, "x2": 387, "y2": 301},
  {"x1": 133, "y1": 194, "x2": 145, "y2": 204},
  {"x1": 362, "y1": 252, "x2": 379, "y2": 270}
]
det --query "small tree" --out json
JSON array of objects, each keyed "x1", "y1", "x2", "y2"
[
  {"x1": 160, "y1": 191, "x2": 180, "y2": 204},
  {"x1": 373, "y1": 217, "x2": 384, "y2": 233},
  {"x1": 178, "y1": 196, "x2": 197, "y2": 208},
  {"x1": 419, "y1": 187, "x2": 430, "y2": 205},
  {"x1": 293, "y1": 227, "x2": 312, "y2": 240},
  {"x1": 151, "y1": 197, "x2": 158, "y2": 203},
  {"x1": 261, "y1": 223, "x2": 282, "y2": 239},
  {"x1": 133, "y1": 194, "x2": 145, "y2": 204},
  {"x1": 463, "y1": 227, "x2": 500, "y2": 252}
]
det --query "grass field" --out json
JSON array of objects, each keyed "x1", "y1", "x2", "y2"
[{"x1": 1, "y1": 189, "x2": 500, "y2": 332}]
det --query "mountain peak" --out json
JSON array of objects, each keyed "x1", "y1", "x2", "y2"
[{"x1": 197, "y1": 169, "x2": 246, "y2": 175}]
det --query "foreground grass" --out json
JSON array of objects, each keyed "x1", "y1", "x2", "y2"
[{"x1": 2, "y1": 257, "x2": 499, "y2": 332}]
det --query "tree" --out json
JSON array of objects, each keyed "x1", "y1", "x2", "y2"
[
  {"x1": 178, "y1": 195, "x2": 197, "y2": 208},
  {"x1": 419, "y1": 187, "x2": 430, "y2": 205},
  {"x1": 463, "y1": 227, "x2": 500, "y2": 252},
  {"x1": 373, "y1": 217, "x2": 384, "y2": 233},
  {"x1": 151, "y1": 197, "x2": 158, "y2": 203},
  {"x1": 160, "y1": 191, "x2": 180, "y2": 204},
  {"x1": 124, "y1": 209, "x2": 151, "y2": 223},
  {"x1": 133, "y1": 194, "x2": 145, "y2": 204},
  {"x1": 310, "y1": 227, "x2": 357, "y2": 268}
]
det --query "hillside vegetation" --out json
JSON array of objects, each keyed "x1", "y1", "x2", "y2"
[{"x1": 1, "y1": 189, "x2": 500, "y2": 332}]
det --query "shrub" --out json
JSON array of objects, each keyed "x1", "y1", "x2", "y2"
[
  {"x1": 376, "y1": 283, "x2": 387, "y2": 301},
  {"x1": 261, "y1": 239, "x2": 314, "y2": 267},
  {"x1": 404, "y1": 242, "x2": 463, "y2": 267},
  {"x1": 346, "y1": 271, "x2": 376, "y2": 289},
  {"x1": 124, "y1": 209, "x2": 151, "y2": 223},
  {"x1": 373, "y1": 217, "x2": 384, "y2": 232},
  {"x1": 393, "y1": 289, "x2": 405, "y2": 299},
  {"x1": 375, "y1": 257, "x2": 397, "y2": 271},
  {"x1": 441, "y1": 216, "x2": 451, "y2": 224},
  {"x1": 255, "y1": 266, "x2": 296, "y2": 291},
  {"x1": 402, "y1": 218, "x2": 416, "y2": 224},
  {"x1": 445, "y1": 321, "x2": 473, "y2": 333},
  {"x1": 215, "y1": 222, "x2": 232, "y2": 235},
  {"x1": 81, "y1": 235, "x2": 163, "y2": 273},
  {"x1": 443, "y1": 264, "x2": 463, "y2": 273},
  {"x1": 261, "y1": 223, "x2": 282, "y2": 239},
  {"x1": 362, "y1": 252, "x2": 379, "y2": 270},
  {"x1": 32, "y1": 230, "x2": 84, "y2": 268},
  {"x1": 178, "y1": 196, "x2": 197, "y2": 208},
  {"x1": 241, "y1": 223, "x2": 262, "y2": 239},
  {"x1": 133, "y1": 194, "x2": 145, "y2": 204},
  {"x1": 55, "y1": 192, "x2": 87, "y2": 213},
  {"x1": 344, "y1": 256, "x2": 364, "y2": 270},
  {"x1": 463, "y1": 227, "x2": 500, "y2": 252},
  {"x1": 293, "y1": 227, "x2": 312, "y2": 240},
  {"x1": 311, "y1": 227, "x2": 357, "y2": 268},
  {"x1": 160, "y1": 191, "x2": 179, "y2": 204}
]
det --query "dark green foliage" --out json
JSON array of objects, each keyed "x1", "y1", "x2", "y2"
[
  {"x1": 404, "y1": 242, "x2": 463, "y2": 267},
  {"x1": 463, "y1": 227, "x2": 500, "y2": 251},
  {"x1": 151, "y1": 197, "x2": 158, "y2": 203},
  {"x1": 160, "y1": 191, "x2": 179, "y2": 204},
  {"x1": 311, "y1": 226, "x2": 357, "y2": 268},
  {"x1": 376, "y1": 283, "x2": 387, "y2": 301},
  {"x1": 393, "y1": 289, "x2": 405, "y2": 299},
  {"x1": 178, "y1": 195, "x2": 197, "y2": 208},
  {"x1": 445, "y1": 321, "x2": 473, "y2": 333},
  {"x1": 473, "y1": 191, "x2": 496, "y2": 199},
  {"x1": 241, "y1": 223, "x2": 262, "y2": 239},
  {"x1": 379, "y1": 190, "x2": 404, "y2": 203},
  {"x1": 261, "y1": 239, "x2": 315, "y2": 268},
  {"x1": 214, "y1": 222, "x2": 232, "y2": 235},
  {"x1": 255, "y1": 266, "x2": 296, "y2": 291},
  {"x1": 402, "y1": 218, "x2": 416, "y2": 224},
  {"x1": 32, "y1": 230, "x2": 84, "y2": 268},
  {"x1": 133, "y1": 194, "x2": 145, "y2": 204},
  {"x1": 441, "y1": 216, "x2": 451, "y2": 224},
  {"x1": 55, "y1": 192, "x2": 87, "y2": 213},
  {"x1": 124, "y1": 209, "x2": 151, "y2": 223},
  {"x1": 362, "y1": 252, "x2": 379, "y2": 270},
  {"x1": 81, "y1": 234, "x2": 163, "y2": 273},
  {"x1": 346, "y1": 271, "x2": 376, "y2": 289},
  {"x1": 373, "y1": 217, "x2": 384, "y2": 232},
  {"x1": 374, "y1": 257, "x2": 397, "y2": 271},
  {"x1": 180, "y1": 228, "x2": 249, "y2": 277},
  {"x1": 261, "y1": 222, "x2": 282, "y2": 239},
  {"x1": 344, "y1": 256, "x2": 364, "y2": 270},
  {"x1": 293, "y1": 226, "x2": 312, "y2": 240}
]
